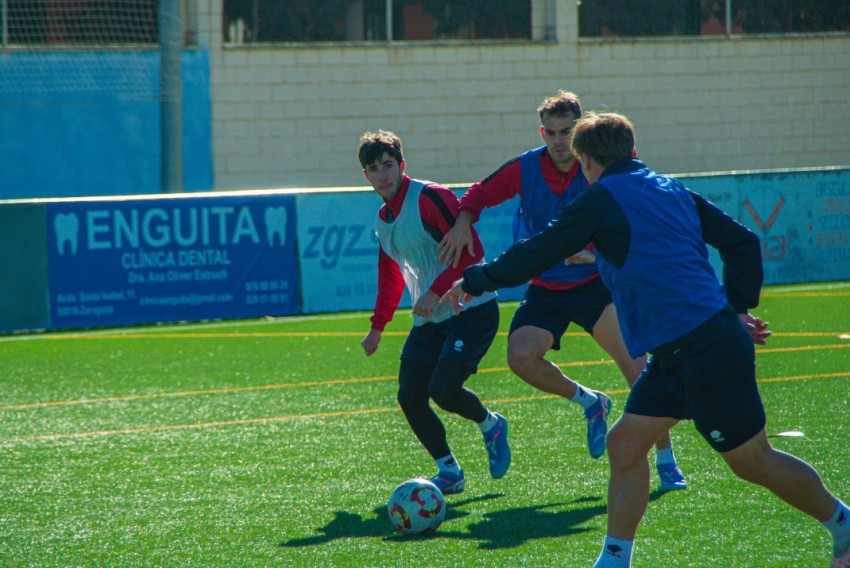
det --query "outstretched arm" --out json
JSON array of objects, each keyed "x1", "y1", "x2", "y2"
[
  {"x1": 462, "y1": 188, "x2": 605, "y2": 295},
  {"x1": 438, "y1": 158, "x2": 522, "y2": 267},
  {"x1": 437, "y1": 210, "x2": 475, "y2": 268}
]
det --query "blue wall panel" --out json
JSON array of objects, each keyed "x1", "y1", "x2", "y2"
[{"x1": 0, "y1": 50, "x2": 212, "y2": 199}]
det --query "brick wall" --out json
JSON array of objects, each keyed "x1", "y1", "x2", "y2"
[{"x1": 197, "y1": 0, "x2": 850, "y2": 191}]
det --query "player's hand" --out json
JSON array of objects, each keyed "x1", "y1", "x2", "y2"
[
  {"x1": 438, "y1": 212, "x2": 475, "y2": 268},
  {"x1": 439, "y1": 279, "x2": 472, "y2": 315},
  {"x1": 361, "y1": 328, "x2": 382, "y2": 356},
  {"x1": 739, "y1": 312, "x2": 771, "y2": 345},
  {"x1": 413, "y1": 291, "x2": 440, "y2": 318},
  {"x1": 565, "y1": 249, "x2": 596, "y2": 265}
]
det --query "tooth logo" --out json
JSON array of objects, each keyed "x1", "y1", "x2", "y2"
[
  {"x1": 264, "y1": 206, "x2": 287, "y2": 247},
  {"x1": 54, "y1": 212, "x2": 80, "y2": 255}
]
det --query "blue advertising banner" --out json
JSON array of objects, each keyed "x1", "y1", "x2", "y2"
[
  {"x1": 296, "y1": 191, "x2": 383, "y2": 314},
  {"x1": 296, "y1": 189, "x2": 528, "y2": 315},
  {"x1": 683, "y1": 169, "x2": 850, "y2": 285},
  {"x1": 47, "y1": 194, "x2": 298, "y2": 329},
  {"x1": 731, "y1": 170, "x2": 850, "y2": 285}
]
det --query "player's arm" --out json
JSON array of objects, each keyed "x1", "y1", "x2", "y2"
[
  {"x1": 438, "y1": 158, "x2": 521, "y2": 267},
  {"x1": 362, "y1": 245, "x2": 405, "y2": 356},
  {"x1": 689, "y1": 190, "x2": 763, "y2": 312},
  {"x1": 690, "y1": 190, "x2": 769, "y2": 344},
  {"x1": 461, "y1": 186, "x2": 606, "y2": 295},
  {"x1": 420, "y1": 185, "x2": 483, "y2": 315}
]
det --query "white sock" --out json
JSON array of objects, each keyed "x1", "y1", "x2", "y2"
[
  {"x1": 655, "y1": 445, "x2": 676, "y2": 467},
  {"x1": 594, "y1": 536, "x2": 633, "y2": 567},
  {"x1": 435, "y1": 454, "x2": 461, "y2": 475},
  {"x1": 823, "y1": 500, "x2": 850, "y2": 547},
  {"x1": 478, "y1": 410, "x2": 498, "y2": 434},
  {"x1": 571, "y1": 384, "x2": 598, "y2": 410}
]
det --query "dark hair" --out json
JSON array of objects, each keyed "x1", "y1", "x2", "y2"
[
  {"x1": 570, "y1": 112, "x2": 635, "y2": 168},
  {"x1": 357, "y1": 130, "x2": 403, "y2": 169},
  {"x1": 537, "y1": 90, "x2": 582, "y2": 122}
]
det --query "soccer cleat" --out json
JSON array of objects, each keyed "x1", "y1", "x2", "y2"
[
  {"x1": 430, "y1": 469, "x2": 465, "y2": 495},
  {"x1": 483, "y1": 413, "x2": 511, "y2": 479},
  {"x1": 833, "y1": 542, "x2": 850, "y2": 568},
  {"x1": 584, "y1": 391, "x2": 612, "y2": 459},
  {"x1": 657, "y1": 463, "x2": 688, "y2": 492}
]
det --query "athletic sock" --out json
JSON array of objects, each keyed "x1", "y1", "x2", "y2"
[
  {"x1": 594, "y1": 535, "x2": 633, "y2": 567},
  {"x1": 435, "y1": 454, "x2": 461, "y2": 476},
  {"x1": 571, "y1": 384, "x2": 599, "y2": 411},
  {"x1": 477, "y1": 410, "x2": 499, "y2": 434},
  {"x1": 655, "y1": 445, "x2": 676, "y2": 467},
  {"x1": 823, "y1": 500, "x2": 850, "y2": 553}
]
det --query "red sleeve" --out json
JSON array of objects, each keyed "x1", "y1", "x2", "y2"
[
  {"x1": 419, "y1": 185, "x2": 486, "y2": 296},
  {"x1": 458, "y1": 158, "x2": 523, "y2": 223},
  {"x1": 369, "y1": 244, "x2": 405, "y2": 331}
]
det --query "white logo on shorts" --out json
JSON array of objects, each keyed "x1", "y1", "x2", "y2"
[
  {"x1": 711, "y1": 430, "x2": 725, "y2": 443},
  {"x1": 453, "y1": 340, "x2": 464, "y2": 352}
]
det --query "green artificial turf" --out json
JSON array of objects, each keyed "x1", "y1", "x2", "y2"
[{"x1": 1, "y1": 282, "x2": 848, "y2": 567}]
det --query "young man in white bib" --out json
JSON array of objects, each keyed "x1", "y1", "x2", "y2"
[{"x1": 358, "y1": 130, "x2": 510, "y2": 494}]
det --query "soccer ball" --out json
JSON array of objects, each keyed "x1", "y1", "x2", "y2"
[{"x1": 387, "y1": 478, "x2": 446, "y2": 535}]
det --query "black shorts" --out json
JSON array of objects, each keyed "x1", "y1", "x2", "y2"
[
  {"x1": 400, "y1": 298, "x2": 499, "y2": 372},
  {"x1": 624, "y1": 306, "x2": 767, "y2": 453},
  {"x1": 508, "y1": 279, "x2": 611, "y2": 350}
]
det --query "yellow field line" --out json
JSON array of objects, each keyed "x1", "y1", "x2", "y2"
[
  {"x1": 762, "y1": 291, "x2": 850, "y2": 297},
  {"x1": 3, "y1": 343, "x2": 849, "y2": 412},
  {"x1": 0, "y1": 359, "x2": 612, "y2": 411},
  {"x1": 3, "y1": 371, "x2": 848, "y2": 446},
  {"x1": 32, "y1": 330, "x2": 850, "y2": 340},
  {"x1": 757, "y1": 343, "x2": 850, "y2": 354}
]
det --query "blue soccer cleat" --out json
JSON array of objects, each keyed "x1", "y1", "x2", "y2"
[
  {"x1": 483, "y1": 413, "x2": 511, "y2": 479},
  {"x1": 657, "y1": 463, "x2": 688, "y2": 492},
  {"x1": 584, "y1": 391, "x2": 612, "y2": 459},
  {"x1": 430, "y1": 469, "x2": 465, "y2": 495}
]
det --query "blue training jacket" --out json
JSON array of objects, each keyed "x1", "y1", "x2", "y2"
[{"x1": 595, "y1": 163, "x2": 728, "y2": 357}]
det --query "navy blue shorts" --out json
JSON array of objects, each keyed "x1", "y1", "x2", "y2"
[
  {"x1": 624, "y1": 306, "x2": 767, "y2": 453},
  {"x1": 401, "y1": 298, "x2": 499, "y2": 372},
  {"x1": 509, "y1": 278, "x2": 611, "y2": 350}
]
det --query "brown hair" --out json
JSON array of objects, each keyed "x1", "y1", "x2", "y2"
[
  {"x1": 570, "y1": 112, "x2": 635, "y2": 169},
  {"x1": 537, "y1": 90, "x2": 582, "y2": 122},
  {"x1": 357, "y1": 130, "x2": 403, "y2": 169}
]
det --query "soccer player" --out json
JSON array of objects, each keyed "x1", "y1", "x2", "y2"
[
  {"x1": 358, "y1": 130, "x2": 510, "y2": 495},
  {"x1": 437, "y1": 91, "x2": 686, "y2": 492},
  {"x1": 441, "y1": 111, "x2": 850, "y2": 567}
]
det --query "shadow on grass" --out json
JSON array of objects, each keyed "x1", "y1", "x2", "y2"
[
  {"x1": 279, "y1": 493, "x2": 499, "y2": 547},
  {"x1": 279, "y1": 491, "x2": 670, "y2": 550}
]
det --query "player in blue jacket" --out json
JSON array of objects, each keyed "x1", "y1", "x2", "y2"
[
  {"x1": 442, "y1": 112, "x2": 850, "y2": 568},
  {"x1": 439, "y1": 91, "x2": 686, "y2": 492}
]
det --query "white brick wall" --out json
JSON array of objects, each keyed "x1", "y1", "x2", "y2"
[{"x1": 200, "y1": 0, "x2": 850, "y2": 190}]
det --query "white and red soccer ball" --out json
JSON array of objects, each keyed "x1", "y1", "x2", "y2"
[{"x1": 387, "y1": 478, "x2": 446, "y2": 535}]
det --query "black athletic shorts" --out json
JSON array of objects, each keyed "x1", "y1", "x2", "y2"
[
  {"x1": 624, "y1": 305, "x2": 767, "y2": 453},
  {"x1": 508, "y1": 278, "x2": 611, "y2": 350},
  {"x1": 401, "y1": 298, "x2": 499, "y2": 372}
]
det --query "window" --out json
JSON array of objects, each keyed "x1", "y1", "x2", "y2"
[
  {"x1": 223, "y1": 0, "x2": 537, "y2": 44},
  {"x1": 578, "y1": 0, "x2": 850, "y2": 38}
]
